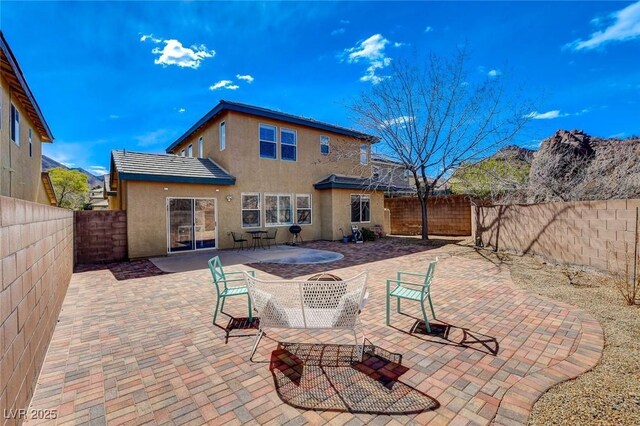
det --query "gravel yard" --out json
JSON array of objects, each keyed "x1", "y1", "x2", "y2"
[{"x1": 461, "y1": 247, "x2": 640, "y2": 425}]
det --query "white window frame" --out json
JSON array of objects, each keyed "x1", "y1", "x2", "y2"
[
  {"x1": 220, "y1": 122, "x2": 226, "y2": 151},
  {"x1": 295, "y1": 194, "x2": 312, "y2": 225},
  {"x1": 180, "y1": 149, "x2": 185, "y2": 157},
  {"x1": 360, "y1": 143, "x2": 368, "y2": 165},
  {"x1": 29, "y1": 128, "x2": 33, "y2": 157},
  {"x1": 11, "y1": 103, "x2": 20, "y2": 145},
  {"x1": 280, "y1": 128, "x2": 297, "y2": 162},
  {"x1": 350, "y1": 194, "x2": 371, "y2": 223},
  {"x1": 198, "y1": 137, "x2": 204, "y2": 158},
  {"x1": 187, "y1": 144, "x2": 193, "y2": 157},
  {"x1": 264, "y1": 193, "x2": 293, "y2": 227},
  {"x1": 241, "y1": 192, "x2": 262, "y2": 228},
  {"x1": 320, "y1": 135, "x2": 330, "y2": 155},
  {"x1": 259, "y1": 123, "x2": 277, "y2": 160}
]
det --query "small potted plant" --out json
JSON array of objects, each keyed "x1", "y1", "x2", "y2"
[{"x1": 339, "y1": 228, "x2": 350, "y2": 243}]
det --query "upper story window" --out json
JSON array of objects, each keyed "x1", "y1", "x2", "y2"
[
  {"x1": 320, "y1": 135, "x2": 330, "y2": 155},
  {"x1": 259, "y1": 124, "x2": 277, "y2": 159},
  {"x1": 198, "y1": 137, "x2": 203, "y2": 158},
  {"x1": 187, "y1": 144, "x2": 193, "y2": 157},
  {"x1": 360, "y1": 144, "x2": 368, "y2": 165},
  {"x1": 10, "y1": 104, "x2": 20, "y2": 145},
  {"x1": 220, "y1": 122, "x2": 226, "y2": 151},
  {"x1": 180, "y1": 149, "x2": 185, "y2": 157},
  {"x1": 29, "y1": 128, "x2": 33, "y2": 157},
  {"x1": 280, "y1": 129, "x2": 297, "y2": 161}
]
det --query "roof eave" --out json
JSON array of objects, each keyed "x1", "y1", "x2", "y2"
[{"x1": 118, "y1": 172, "x2": 236, "y2": 186}]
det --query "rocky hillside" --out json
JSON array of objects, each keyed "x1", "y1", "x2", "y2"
[{"x1": 42, "y1": 155, "x2": 103, "y2": 188}]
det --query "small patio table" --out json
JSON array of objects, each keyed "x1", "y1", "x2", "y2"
[{"x1": 246, "y1": 230, "x2": 267, "y2": 250}]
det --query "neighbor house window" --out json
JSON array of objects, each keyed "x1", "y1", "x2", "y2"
[
  {"x1": 265, "y1": 194, "x2": 292, "y2": 226},
  {"x1": 187, "y1": 144, "x2": 193, "y2": 157},
  {"x1": 220, "y1": 122, "x2": 226, "y2": 151},
  {"x1": 296, "y1": 194, "x2": 312, "y2": 225},
  {"x1": 198, "y1": 137, "x2": 203, "y2": 158},
  {"x1": 320, "y1": 135, "x2": 330, "y2": 155},
  {"x1": 29, "y1": 129, "x2": 32, "y2": 157},
  {"x1": 351, "y1": 194, "x2": 371, "y2": 223},
  {"x1": 360, "y1": 144, "x2": 368, "y2": 165},
  {"x1": 259, "y1": 124, "x2": 276, "y2": 159},
  {"x1": 10, "y1": 104, "x2": 19, "y2": 145},
  {"x1": 241, "y1": 193, "x2": 261, "y2": 228},
  {"x1": 180, "y1": 149, "x2": 185, "y2": 157},
  {"x1": 280, "y1": 128, "x2": 297, "y2": 161}
]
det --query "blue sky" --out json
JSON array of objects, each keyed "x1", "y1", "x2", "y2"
[{"x1": 1, "y1": 1, "x2": 639, "y2": 176}]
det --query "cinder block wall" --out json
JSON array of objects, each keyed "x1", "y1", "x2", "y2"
[
  {"x1": 0, "y1": 196, "x2": 73, "y2": 424},
  {"x1": 473, "y1": 199, "x2": 640, "y2": 272},
  {"x1": 74, "y1": 211, "x2": 127, "y2": 264},
  {"x1": 384, "y1": 195, "x2": 472, "y2": 236}
]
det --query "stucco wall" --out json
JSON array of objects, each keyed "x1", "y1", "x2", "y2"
[
  {"x1": 0, "y1": 77, "x2": 45, "y2": 204},
  {"x1": 124, "y1": 180, "x2": 385, "y2": 258},
  {"x1": 0, "y1": 196, "x2": 73, "y2": 425},
  {"x1": 473, "y1": 199, "x2": 640, "y2": 272}
]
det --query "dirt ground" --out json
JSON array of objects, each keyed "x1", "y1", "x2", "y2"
[{"x1": 451, "y1": 242, "x2": 640, "y2": 425}]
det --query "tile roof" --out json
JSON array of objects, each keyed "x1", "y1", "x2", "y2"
[
  {"x1": 166, "y1": 100, "x2": 379, "y2": 153},
  {"x1": 314, "y1": 174, "x2": 412, "y2": 192},
  {"x1": 111, "y1": 150, "x2": 235, "y2": 185}
]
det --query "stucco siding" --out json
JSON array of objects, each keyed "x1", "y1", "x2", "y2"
[{"x1": 0, "y1": 76, "x2": 44, "y2": 203}]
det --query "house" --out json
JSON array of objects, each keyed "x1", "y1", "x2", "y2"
[
  {"x1": 88, "y1": 186, "x2": 108, "y2": 210},
  {"x1": 371, "y1": 154, "x2": 416, "y2": 197},
  {"x1": 0, "y1": 31, "x2": 56, "y2": 205},
  {"x1": 107, "y1": 100, "x2": 386, "y2": 258}
]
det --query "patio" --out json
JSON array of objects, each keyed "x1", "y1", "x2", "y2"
[{"x1": 25, "y1": 239, "x2": 603, "y2": 425}]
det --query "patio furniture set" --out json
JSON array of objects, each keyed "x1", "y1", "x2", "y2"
[
  {"x1": 208, "y1": 254, "x2": 439, "y2": 359},
  {"x1": 231, "y1": 229, "x2": 278, "y2": 251}
]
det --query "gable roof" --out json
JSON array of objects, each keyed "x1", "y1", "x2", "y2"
[
  {"x1": 165, "y1": 100, "x2": 378, "y2": 153},
  {"x1": 111, "y1": 150, "x2": 235, "y2": 185},
  {"x1": 0, "y1": 31, "x2": 53, "y2": 142}
]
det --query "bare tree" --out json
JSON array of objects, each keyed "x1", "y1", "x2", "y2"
[{"x1": 349, "y1": 49, "x2": 532, "y2": 239}]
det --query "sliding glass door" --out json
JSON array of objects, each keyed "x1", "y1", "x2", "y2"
[{"x1": 167, "y1": 198, "x2": 217, "y2": 253}]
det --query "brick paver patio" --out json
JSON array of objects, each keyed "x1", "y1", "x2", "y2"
[{"x1": 25, "y1": 239, "x2": 603, "y2": 425}]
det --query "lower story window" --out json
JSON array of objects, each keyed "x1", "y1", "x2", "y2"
[
  {"x1": 296, "y1": 194, "x2": 311, "y2": 224},
  {"x1": 265, "y1": 194, "x2": 292, "y2": 226},
  {"x1": 351, "y1": 194, "x2": 371, "y2": 223},
  {"x1": 241, "y1": 193, "x2": 261, "y2": 228}
]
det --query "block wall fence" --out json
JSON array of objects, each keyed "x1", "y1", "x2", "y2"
[
  {"x1": 0, "y1": 196, "x2": 74, "y2": 425},
  {"x1": 384, "y1": 195, "x2": 472, "y2": 236},
  {"x1": 74, "y1": 211, "x2": 127, "y2": 264},
  {"x1": 473, "y1": 199, "x2": 640, "y2": 272}
]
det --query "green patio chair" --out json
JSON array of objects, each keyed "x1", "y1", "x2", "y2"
[
  {"x1": 208, "y1": 256, "x2": 255, "y2": 325},
  {"x1": 386, "y1": 258, "x2": 438, "y2": 333}
]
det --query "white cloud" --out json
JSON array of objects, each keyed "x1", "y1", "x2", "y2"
[
  {"x1": 178, "y1": 108, "x2": 186, "y2": 113},
  {"x1": 331, "y1": 28, "x2": 346, "y2": 36},
  {"x1": 567, "y1": 1, "x2": 640, "y2": 50},
  {"x1": 87, "y1": 166, "x2": 109, "y2": 176},
  {"x1": 424, "y1": 26, "x2": 433, "y2": 33},
  {"x1": 146, "y1": 38, "x2": 215, "y2": 69},
  {"x1": 525, "y1": 110, "x2": 569, "y2": 120},
  {"x1": 393, "y1": 42, "x2": 407, "y2": 48},
  {"x1": 108, "y1": 114, "x2": 120, "y2": 120},
  {"x1": 381, "y1": 115, "x2": 414, "y2": 128},
  {"x1": 209, "y1": 80, "x2": 239, "y2": 90},
  {"x1": 140, "y1": 33, "x2": 161, "y2": 43},
  {"x1": 487, "y1": 69, "x2": 502, "y2": 77},
  {"x1": 236, "y1": 74, "x2": 254, "y2": 83},
  {"x1": 343, "y1": 34, "x2": 391, "y2": 84},
  {"x1": 340, "y1": 19, "x2": 350, "y2": 24},
  {"x1": 608, "y1": 132, "x2": 626, "y2": 138},
  {"x1": 136, "y1": 129, "x2": 170, "y2": 147}
]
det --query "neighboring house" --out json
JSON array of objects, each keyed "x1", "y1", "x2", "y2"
[
  {"x1": 108, "y1": 100, "x2": 385, "y2": 258},
  {"x1": 88, "y1": 186, "x2": 108, "y2": 210},
  {"x1": 371, "y1": 154, "x2": 416, "y2": 196},
  {"x1": 0, "y1": 31, "x2": 56, "y2": 205}
]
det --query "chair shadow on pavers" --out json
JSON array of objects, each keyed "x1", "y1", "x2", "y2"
[
  {"x1": 74, "y1": 259, "x2": 168, "y2": 280},
  {"x1": 220, "y1": 316, "x2": 260, "y2": 343},
  {"x1": 394, "y1": 317, "x2": 499, "y2": 356},
  {"x1": 269, "y1": 342, "x2": 440, "y2": 415}
]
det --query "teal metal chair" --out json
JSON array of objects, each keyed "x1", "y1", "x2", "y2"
[
  {"x1": 208, "y1": 256, "x2": 255, "y2": 325},
  {"x1": 386, "y1": 258, "x2": 438, "y2": 333}
]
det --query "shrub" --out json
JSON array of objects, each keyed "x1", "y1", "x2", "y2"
[{"x1": 361, "y1": 227, "x2": 377, "y2": 241}]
